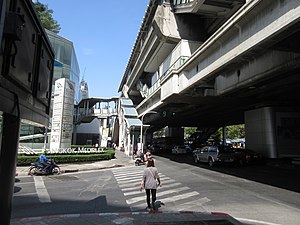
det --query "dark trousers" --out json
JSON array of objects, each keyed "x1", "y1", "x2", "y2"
[{"x1": 145, "y1": 189, "x2": 157, "y2": 208}]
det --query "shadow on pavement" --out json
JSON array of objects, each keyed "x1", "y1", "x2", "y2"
[{"x1": 153, "y1": 152, "x2": 300, "y2": 193}]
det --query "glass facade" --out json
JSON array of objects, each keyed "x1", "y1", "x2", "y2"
[
  {"x1": 46, "y1": 30, "x2": 80, "y2": 104},
  {"x1": 19, "y1": 30, "x2": 81, "y2": 149}
]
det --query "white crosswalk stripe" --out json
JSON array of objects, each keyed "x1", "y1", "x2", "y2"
[{"x1": 112, "y1": 166, "x2": 206, "y2": 211}]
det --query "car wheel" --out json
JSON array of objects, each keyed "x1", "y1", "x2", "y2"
[{"x1": 208, "y1": 157, "x2": 214, "y2": 167}]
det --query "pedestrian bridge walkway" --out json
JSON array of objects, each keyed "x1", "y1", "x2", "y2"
[{"x1": 73, "y1": 97, "x2": 118, "y2": 125}]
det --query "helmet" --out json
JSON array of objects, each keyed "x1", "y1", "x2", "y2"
[{"x1": 41, "y1": 150, "x2": 47, "y2": 154}]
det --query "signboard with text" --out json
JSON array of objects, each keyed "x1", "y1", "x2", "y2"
[{"x1": 50, "y1": 78, "x2": 74, "y2": 151}]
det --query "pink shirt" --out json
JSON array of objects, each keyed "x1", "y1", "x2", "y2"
[{"x1": 143, "y1": 167, "x2": 160, "y2": 189}]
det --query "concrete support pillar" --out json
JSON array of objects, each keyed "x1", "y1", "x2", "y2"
[
  {"x1": 0, "y1": 113, "x2": 21, "y2": 225},
  {"x1": 145, "y1": 132, "x2": 153, "y2": 150},
  {"x1": 126, "y1": 128, "x2": 131, "y2": 156},
  {"x1": 222, "y1": 127, "x2": 226, "y2": 146},
  {"x1": 165, "y1": 127, "x2": 184, "y2": 144},
  {"x1": 245, "y1": 107, "x2": 277, "y2": 158},
  {"x1": 131, "y1": 127, "x2": 136, "y2": 156}
]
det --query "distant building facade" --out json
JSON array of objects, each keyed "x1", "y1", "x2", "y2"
[
  {"x1": 46, "y1": 30, "x2": 80, "y2": 104},
  {"x1": 19, "y1": 30, "x2": 81, "y2": 150},
  {"x1": 79, "y1": 79, "x2": 89, "y2": 100}
]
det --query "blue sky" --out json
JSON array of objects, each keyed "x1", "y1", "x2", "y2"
[{"x1": 39, "y1": 0, "x2": 149, "y2": 98}]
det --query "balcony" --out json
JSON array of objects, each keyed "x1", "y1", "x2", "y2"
[
  {"x1": 137, "y1": 40, "x2": 201, "y2": 108},
  {"x1": 160, "y1": 40, "x2": 201, "y2": 81}
]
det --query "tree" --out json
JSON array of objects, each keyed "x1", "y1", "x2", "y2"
[
  {"x1": 33, "y1": 1, "x2": 61, "y2": 33},
  {"x1": 226, "y1": 124, "x2": 245, "y2": 139},
  {"x1": 184, "y1": 127, "x2": 197, "y2": 139},
  {"x1": 153, "y1": 128, "x2": 165, "y2": 138},
  {"x1": 215, "y1": 124, "x2": 245, "y2": 140}
]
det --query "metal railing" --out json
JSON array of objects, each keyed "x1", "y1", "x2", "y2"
[
  {"x1": 74, "y1": 108, "x2": 117, "y2": 124},
  {"x1": 173, "y1": 0, "x2": 193, "y2": 6},
  {"x1": 161, "y1": 56, "x2": 189, "y2": 79}
]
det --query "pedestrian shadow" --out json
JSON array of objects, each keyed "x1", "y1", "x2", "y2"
[
  {"x1": 14, "y1": 186, "x2": 21, "y2": 193},
  {"x1": 153, "y1": 200, "x2": 165, "y2": 210}
]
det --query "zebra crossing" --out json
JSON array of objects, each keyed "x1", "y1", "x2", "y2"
[{"x1": 112, "y1": 166, "x2": 210, "y2": 212}]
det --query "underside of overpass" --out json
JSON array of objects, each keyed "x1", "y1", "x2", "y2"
[
  {"x1": 119, "y1": 0, "x2": 300, "y2": 158},
  {"x1": 145, "y1": 24, "x2": 300, "y2": 131}
]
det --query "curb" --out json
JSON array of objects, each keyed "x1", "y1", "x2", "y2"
[
  {"x1": 11, "y1": 211, "x2": 215, "y2": 223},
  {"x1": 16, "y1": 162, "x2": 132, "y2": 177}
]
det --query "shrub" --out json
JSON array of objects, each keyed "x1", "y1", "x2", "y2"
[{"x1": 17, "y1": 150, "x2": 115, "y2": 166}]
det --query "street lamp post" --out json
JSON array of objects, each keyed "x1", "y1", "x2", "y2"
[
  {"x1": 140, "y1": 111, "x2": 157, "y2": 153},
  {"x1": 131, "y1": 126, "x2": 135, "y2": 157}
]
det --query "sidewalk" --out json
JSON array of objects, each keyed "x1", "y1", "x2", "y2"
[{"x1": 16, "y1": 150, "x2": 135, "y2": 176}]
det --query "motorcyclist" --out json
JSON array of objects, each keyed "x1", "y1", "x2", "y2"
[{"x1": 39, "y1": 150, "x2": 51, "y2": 172}]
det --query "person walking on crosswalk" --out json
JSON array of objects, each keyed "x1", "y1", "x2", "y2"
[{"x1": 141, "y1": 158, "x2": 161, "y2": 210}]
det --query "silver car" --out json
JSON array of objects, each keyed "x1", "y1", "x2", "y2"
[{"x1": 193, "y1": 145, "x2": 236, "y2": 167}]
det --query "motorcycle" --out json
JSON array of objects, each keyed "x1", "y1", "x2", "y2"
[
  {"x1": 28, "y1": 159, "x2": 60, "y2": 175},
  {"x1": 134, "y1": 152, "x2": 145, "y2": 166}
]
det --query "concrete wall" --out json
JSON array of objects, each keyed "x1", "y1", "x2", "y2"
[
  {"x1": 245, "y1": 107, "x2": 300, "y2": 158},
  {"x1": 215, "y1": 51, "x2": 300, "y2": 95},
  {"x1": 74, "y1": 118, "x2": 100, "y2": 133}
]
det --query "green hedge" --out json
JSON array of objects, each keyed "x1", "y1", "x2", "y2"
[{"x1": 17, "y1": 150, "x2": 115, "y2": 166}]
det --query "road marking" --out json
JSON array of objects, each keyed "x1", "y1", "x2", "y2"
[
  {"x1": 124, "y1": 182, "x2": 182, "y2": 196},
  {"x1": 117, "y1": 175, "x2": 168, "y2": 185},
  {"x1": 236, "y1": 218, "x2": 282, "y2": 225},
  {"x1": 34, "y1": 176, "x2": 51, "y2": 203},
  {"x1": 118, "y1": 177, "x2": 173, "y2": 188},
  {"x1": 131, "y1": 191, "x2": 200, "y2": 210},
  {"x1": 116, "y1": 174, "x2": 166, "y2": 182},
  {"x1": 114, "y1": 171, "x2": 142, "y2": 178},
  {"x1": 126, "y1": 187, "x2": 191, "y2": 205},
  {"x1": 159, "y1": 191, "x2": 199, "y2": 203},
  {"x1": 113, "y1": 167, "x2": 204, "y2": 212}
]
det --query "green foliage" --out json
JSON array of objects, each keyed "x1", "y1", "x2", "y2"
[
  {"x1": 184, "y1": 127, "x2": 198, "y2": 139},
  {"x1": 227, "y1": 124, "x2": 245, "y2": 139},
  {"x1": 216, "y1": 124, "x2": 245, "y2": 140},
  {"x1": 33, "y1": 2, "x2": 61, "y2": 33},
  {"x1": 17, "y1": 155, "x2": 39, "y2": 166},
  {"x1": 17, "y1": 150, "x2": 115, "y2": 166},
  {"x1": 153, "y1": 128, "x2": 165, "y2": 138}
]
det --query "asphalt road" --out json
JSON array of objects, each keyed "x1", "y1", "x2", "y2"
[
  {"x1": 154, "y1": 154, "x2": 300, "y2": 225},
  {"x1": 12, "y1": 154, "x2": 300, "y2": 225}
]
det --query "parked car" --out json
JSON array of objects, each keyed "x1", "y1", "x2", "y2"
[
  {"x1": 233, "y1": 148, "x2": 263, "y2": 166},
  {"x1": 171, "y1": 145, "x2": 189, "y2": 154},
  {"x1": 193, "y1": 145, "x2": 236, "y2": 167}
]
